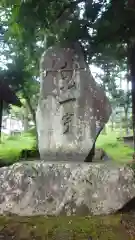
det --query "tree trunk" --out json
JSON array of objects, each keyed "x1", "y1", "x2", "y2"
[
  {"x1": 128, "y1": 42, "x2": 135, "y2": 150},
  {"x1": 128, "y1": 0, "x2": 135, "y2": 151},
  {"x1": 102, "y1": 126, "x2": 107, "y2": 135},
  {"x1": 23, "y1": 101, "x2": 29, "y2": 132},
  {"x1": 119, "y1": 77, "x2": 123, "y2": 136},
  {"x1": 22, "y1": 89, "x2": 38, "y2": 147},
  {"x1": 124, "y1": 106, "x2": 129, "y2": 135},
  {"x1": 124, "y1": 65, "x2": 130, "y2": 135},
  {"x1": 0, "y1": 100, "x2": 3, "y2": 143},
  {"x1": 23, "y1": 93, "x2": 36, "y2": 127},
  {"x1": 102, "y1": 71, "x2": 107, "y2": 135},
  {"x1": 111, "y1": 119, "x2": 114, "y2": 131}
]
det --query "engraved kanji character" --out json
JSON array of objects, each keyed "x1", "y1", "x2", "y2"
[{"x1": 62, "y1": 113, "x2": 74, "y2": 134}]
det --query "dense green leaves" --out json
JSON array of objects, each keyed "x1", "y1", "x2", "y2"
[
  {"x1": 1, "y1": 0, "x2": 135, "y2": 61},
  {"x1": 0, "y1": 0, "x2": 131, "y2": 95},
  {"x1": 0, "y1": 0, "x2": 135, "y2": 134}
]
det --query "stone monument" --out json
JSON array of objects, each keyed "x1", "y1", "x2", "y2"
[{"x1": 36, "y1": 42, "x2": 112, "y2": 162}]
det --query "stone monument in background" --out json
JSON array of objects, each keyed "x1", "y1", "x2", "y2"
[{"x1": 36, "y1": 42, "x2": 112, "y2": 162}]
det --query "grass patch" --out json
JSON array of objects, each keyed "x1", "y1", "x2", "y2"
[
  {"x1": 0, "y1": 132, "x2": 35, "y2": 163},
  {"x1": 0, "y1": 214, "x2": 131, "y2": 240},
  {"x1": 96, "y1": 131, "x2": 133, "y2": 163}
]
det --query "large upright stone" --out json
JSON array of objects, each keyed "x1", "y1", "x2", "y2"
[{"x1": 36, "y1": 43, "x2": 112, "y2": 161}]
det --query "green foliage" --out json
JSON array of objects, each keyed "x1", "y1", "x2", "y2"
[
  {"x1": 0, "y1": 1, "x2": 103, "y2": 60},
  {"x1": 0, "y1": 131, "x2": 36, "y2": 162},
  {"x1": 1, "y1": 0, "x2": 135, "y2": 65},
  {"x1": 0, "y1": 0, "x2": 133, "y2": 80}
]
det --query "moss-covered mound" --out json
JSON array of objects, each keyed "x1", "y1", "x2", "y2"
[{"x1": 0, "y1": 214, "x2": 134, "y2": 239}]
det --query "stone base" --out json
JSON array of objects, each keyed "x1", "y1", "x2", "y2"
[{"x1": 0, "y1": 161, "x2": 134, "y2": 216}]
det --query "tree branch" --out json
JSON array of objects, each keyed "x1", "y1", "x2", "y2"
[{"x1": 52, "y1": 0, "x2": 84, "y2": 25}]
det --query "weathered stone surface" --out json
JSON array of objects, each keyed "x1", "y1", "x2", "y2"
[
  {"x1": 0, "y1": 161, "x2": 135, "y2": 216},
  {"x1": 36, "y1": 43, "x2": 112, "y2": 161}
]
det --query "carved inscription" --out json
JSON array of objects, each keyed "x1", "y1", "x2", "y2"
[
  {"x1": 59, "y1": 60, "x2": 79, "y2": 134},
  {"x1": 59, "y1": 97, "x2": 76, "y2": 105},
  {"x1": 59, "y1": 61, "x2": 76, "y2": 91},
  {"x1": 58, "y1": 60, "x2": 80, "y2": 105},
  {"x1": 62, "y1": 113, "x2": 74, "y2": 134}
]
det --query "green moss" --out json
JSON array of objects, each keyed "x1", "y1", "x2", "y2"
[{"x1": 0, "y1": 214, "x2": 132, "y2": 239}]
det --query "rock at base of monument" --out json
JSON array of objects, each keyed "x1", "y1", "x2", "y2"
[
  {"x1": 93, "y1": 148, "x2": 111, "y2": 162},
  {"x1": 0, "y1": 162, "x2": 134, "y2": 216}
]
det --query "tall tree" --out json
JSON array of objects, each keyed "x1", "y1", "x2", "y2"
[{"x1": 1, "y1": 0, "x2": 135, "y2": 146}]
